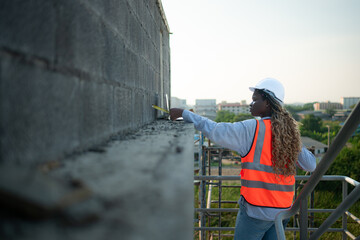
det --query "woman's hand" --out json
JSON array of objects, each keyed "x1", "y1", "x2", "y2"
[{"x1": 169, "y1": 108, "x2": 184, "y2": 121}]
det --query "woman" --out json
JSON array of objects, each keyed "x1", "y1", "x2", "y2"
[{"x1": 170, "y1": 78, "x2": 316, "y2": 240}]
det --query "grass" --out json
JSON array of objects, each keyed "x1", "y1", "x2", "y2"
[{"x1": 194, "y1": 182, "x2": 240, "y2": 240}]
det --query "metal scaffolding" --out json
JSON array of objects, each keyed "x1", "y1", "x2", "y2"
[
  {"x1": 194, "y1": 136, "x2": 242, "y2": 240},
  {"x1": 193, "y1": 100, "x2": 360, "y2": 240},
  {"x1": 194, "y1": 174, "x2": 360, "y2": 239},
  {"x1": 275, "y1": 100, "x2": 360, "y2": 240}
]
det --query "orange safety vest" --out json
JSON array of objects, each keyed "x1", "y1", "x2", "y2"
[{"x1": 240, "y1": 119, "x2": 295, "y2": 208}]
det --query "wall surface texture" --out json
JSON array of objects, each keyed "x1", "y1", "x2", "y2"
[{"x1": 0, "y1": 0, "x2": 170, "y2": 165}]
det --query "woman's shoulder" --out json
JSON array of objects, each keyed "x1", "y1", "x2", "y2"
[
  {"x1": 232, "y1": 118, "x2": 257, "y2": 133},
  {"x1": 237, "y1": 118, "x2": 257, "y2": 126},
  {"x1": 237, "y1": 118, "x2": 257, "y2": 123}
]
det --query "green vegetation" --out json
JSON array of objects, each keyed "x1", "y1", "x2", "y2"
[
  {"x1": 318, "y1": 134, "x2": 360, "y2": 192},
  {"x1": 327, "y1": 134, "x2": 360, "y2": 181},
  {"x1": 285, "y1": 103, "x2": 315, "y2": 121},
  {"x1": 299, "y1": 114, "x2": 341, "y2": 145},
  {"x1": 310, "y1": 188, "x2": 360, "y2": 240},
  {"x1": 325, "y1": 108, "x2": 336, "y2": 117},
  {"x1": 193, "y1": 182, "x2": 240, "y2": 240},
  {"x1": 215, "y1": 110, "x2": 252, "y2": 123}
]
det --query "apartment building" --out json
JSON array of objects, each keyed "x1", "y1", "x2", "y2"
[
  {"x1": 171, "y1": 97, "x2": 188, "y2": 109},
  {"x1": 194, "y1": 99, "x2": 217, "y2": 120},
  {"x1": 217, "y1": 101, "x2": 250, "y2": 114},
  {"x1": 341, "y1": 97, "x2": 360, "y2": 109},
  {"x1": 313, "y1": 101, "x2": 343, "y2": 111}
]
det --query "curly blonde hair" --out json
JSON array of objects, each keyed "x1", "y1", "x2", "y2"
[{"x1": 258, "y1": 90, "x2": 302, "y2": 177}]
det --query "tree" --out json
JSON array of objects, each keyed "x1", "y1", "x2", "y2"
[
  {"x1": 300, "y1": 114, "x2": 323, "y2": 133},
  {"x1": 325, "y1": 108, "x2": 336, "y2": 117},
  {"x1": 215, "y1": 110, "x2": 236, "y2": 123},
  {"x1": 349, "y1": 104, "x2": 357, "y2": 109},
  {"x1": 303, "y1": 103, "x2": 315, "y2": 111},
  {"x1": 285, "y1": 103, "x2": 315, "y2": 121},
  {"x1": 318, "y1": 134, "x2": 360, "y2": 191},
  {"x1": 215, "y1": 111, "x2": 253, "y2": 123},
  {"x1": 233, "y1": 114, "x2": 253, "y2": 122},
  {"x1": 285, "y1": 105, "x2": 301, "y2": 121}
]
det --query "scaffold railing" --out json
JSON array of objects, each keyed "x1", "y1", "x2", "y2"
[
  {"x1": 194, "y1": 174, "x2": 360, "y2": 239},
  {"x1": 193, "y1": 100, "x2": 360, "y2": 240}
]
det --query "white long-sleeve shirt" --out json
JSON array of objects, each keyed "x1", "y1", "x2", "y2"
[{"x1": 182, "y1": 110, "x2": 316, "y2": 221}]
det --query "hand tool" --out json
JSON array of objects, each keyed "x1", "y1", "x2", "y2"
[{"x1": 152, "y1": 104, "x2": 169, "y2": 114}]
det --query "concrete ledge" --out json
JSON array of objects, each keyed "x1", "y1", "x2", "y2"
[{"x1": 0, "y1": 120, "x2": 195, "y2": 240}]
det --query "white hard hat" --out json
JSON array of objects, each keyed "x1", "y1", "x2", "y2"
[{"x1": 249, "y1": 78, "x2": 285, "y2": 103}]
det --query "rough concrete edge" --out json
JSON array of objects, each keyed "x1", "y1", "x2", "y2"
[{"x1": 156, "y1": 0, "x2": 170, "y2": 32}]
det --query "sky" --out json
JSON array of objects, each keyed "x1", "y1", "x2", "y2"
[{"x1": 161, "y1": 0, "x2": 360, "y2": 105}]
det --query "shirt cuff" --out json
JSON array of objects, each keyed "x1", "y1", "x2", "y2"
[{"x1": 182, "y1": 109, "x2": 192, "y2": 122}]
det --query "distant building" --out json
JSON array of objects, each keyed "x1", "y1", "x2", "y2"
[
  {"x1": 217, "y1": 101, "x2": 250, "y2": 114},
  {"x1": 341, "y1": 97, "x2": 360, "y2": 109},
  {"x1": 301, "y1": 136, "x2": 328, "y2": 162},
  {"x1": 332, "y1": 110, "x2": 352, "y2": 121},
  {"x1": 297, "y1": 111, "x2": 328, "y2": 120},
  {"x1": 171, "y1": 97, "x2": 188, "y2": 109},
  {"x1": 195, "y1": 99, "x2": 217, "y2": 120},
  {"x1": 313, "y1": 101, "x2": 342, "y2": 111}
]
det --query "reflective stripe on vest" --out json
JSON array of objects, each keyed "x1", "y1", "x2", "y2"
[{"x1": 240, "y1": 119, "x2": 295, "y2": 208}]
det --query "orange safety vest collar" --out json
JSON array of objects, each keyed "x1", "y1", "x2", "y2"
[{"x1": 240, "y1": 119, "x2": 295, "y2": 208}]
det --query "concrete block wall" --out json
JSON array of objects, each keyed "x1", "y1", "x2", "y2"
[{"x1": 0, "y1": 0, "x2": 171, "y2": 165}]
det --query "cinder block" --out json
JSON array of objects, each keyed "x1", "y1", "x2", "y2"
[
  {"x1": 126, "y1": 0, "x2": 141, "y2": 19},
  {"x1": 143, "y1": 36, "x2": 150, "y2": 62},
  {"x1": 56, "y1": 0, "x2": 105, "y2": 79},
  {"x1": 102, "y1": 26, "x2": 127, "y2": 84},
  {"x1": 0, "y1": 56, "x2": 80, "y2": 165},
  {"x1": 137, "y1": 27, "x2": 146, "y2": 59},
  {"x1": 148, "y1": 4, "x2": 161, "y2": 45},
  {"x1": 151, "y1": 42, "x2": 160, "y2": 72},
  {"x1": 78, "y1": 80, "x2": 113, "y2": 147},
  {"x1": 137, "y1": 57, "x2": 147, "y2": 89},
  {"x1": 110, "y1": 0, "x2": 130, "y2": 38},
  {"x1": 133, "y1": 90, "x2": 145, "y2": 128},
  {"x1": 0, "y1": 0, "x2": 56, "y2": 60},
  {"x1": 123, "y1": 47, "x2": 138, "y2": 88},
  {"x1": 141, "y1": 5, "x2": 153, "y2": 47},
  {"x1": 113, "y1": 86, "x2": 133, "y2": 132},
  {"x1": 144, "y1": 63, "x2": 152, "y2": 91},
  {"x1": 86, "y1": 0, "x2": 129, "y2": 38},
  {"x1": 128, "y1": 10, "x2": 142, "y2": 54},
  {"x1": 145, "y1": 91, "x2": 158, "y2": 123}
]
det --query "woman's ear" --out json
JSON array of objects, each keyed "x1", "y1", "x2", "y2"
[{"x1": 265, "y1": 99, "x2": 271, "y2": 108}]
